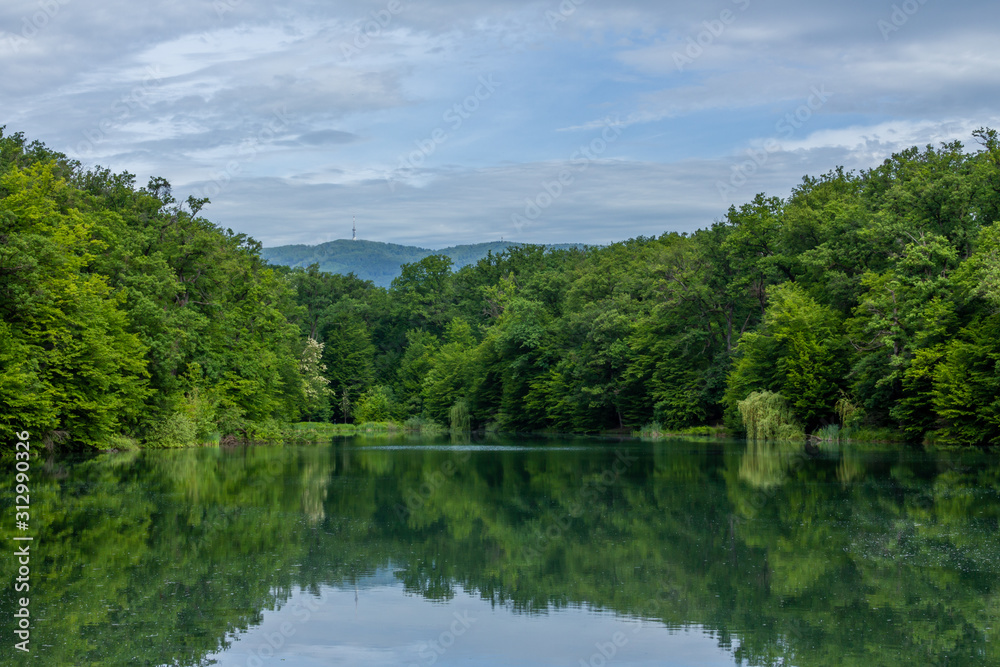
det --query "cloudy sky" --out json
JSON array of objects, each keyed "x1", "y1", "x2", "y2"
[{"x1": 2, "y1": 0, "x2": 998, "y2": 248}]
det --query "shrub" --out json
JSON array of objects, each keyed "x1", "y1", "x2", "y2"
[{"x1": 737, "y1": 391, "x2": 804, "y2": 442}]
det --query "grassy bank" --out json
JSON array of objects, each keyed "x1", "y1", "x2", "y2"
[
  {"x1": 286, "y1": 419, "x2": 447, "y2": 442},
  {"x1": 634, "y1": 423, "x2": 730, "y2": 440}
]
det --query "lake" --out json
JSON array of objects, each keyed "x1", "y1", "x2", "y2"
[{"x1": 1, "y1": 436, "x2": 998, "y2": 666}]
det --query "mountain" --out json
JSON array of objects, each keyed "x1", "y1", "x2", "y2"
[{"x1": 261, "y1": 239, "x2": 584, "y2": 287}]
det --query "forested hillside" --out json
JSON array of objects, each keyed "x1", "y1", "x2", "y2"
[
  {"x1": 3, "y1": 127, "x2": 1000, "y2": 448},
  {"x1": 293, "y1": 128, "x2": 1000, "y2": 446},
  {"x1": 0, "y1": 128, "x2": 320, "y2": 448},
  {"x1": 263, "y1": 239, "x2": 583, "y2": 287}
]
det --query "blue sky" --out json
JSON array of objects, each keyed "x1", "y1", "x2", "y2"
[
  {"x1": 207, "y1": 584, "x2": 737, "y2": 666},
  {"x1": 2, "y1": 0, "x2": 999, "y2": 248}
]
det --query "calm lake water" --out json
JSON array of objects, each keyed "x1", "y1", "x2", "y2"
[{"x1": 2, "y1": 436, "x2": 999, "y2": 666}]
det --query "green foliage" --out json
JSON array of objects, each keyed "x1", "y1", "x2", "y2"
[
  {"x1": 0, "y1": 320, "x2": 53, "y2": 441},
  {"x1": 145, "y1": 411, "x2": 197, "y2": 448},
  {"x1": 737, "y1": 391, "x2": 804, "y2": 442},
  {"x1": 725, "y1": 283, "x2": 846, "y2": 433},
  {"x1": 263, "y1": 239, "x2": 584, "y2": 288},
  {"x1": 449, "y1": 399, "x2": 471, "y2": 433},
  {"x1": 299, "y1": 337, "x2": 332, "y2": 421},
  {"x1": 0, "y1": 161, "x2": 150, "y2": 445},
  {"x1": 6, "y1": 126, "x2": 1000, "y2": 446},
  {"x1": 403, "y1": 415, "x2": 447, "y2": 435},
  {"x1": 835, "y1": 395, "x2": 863, "y2": 428},
  {"x1": 284, "y1": 130, "x2": 1000, "y2": 445},
  {"x1": 396, "y1": 329, "x2": 439, "y2": 415},
  {"x1": 288, "y1": 420, "x2": 359, "y2": 440},
  {"x1": 391, "y1": 254, "x2": 455, "y2": 335},
  {"x1": 353, "y1": 385, "x2": 397, "y2": 423},
  {"x1": 320, "y1": 308, "x2": 376, "y2": 399},
  {"x1": 0, "y1": 129, "x2": 313, "y2": 449},
  {"x1": 419, "y1": 318, "x2": 478, "y2": 425},
  {"x1": 637, "y1": 422, "x2": 726, "y2": 439}
]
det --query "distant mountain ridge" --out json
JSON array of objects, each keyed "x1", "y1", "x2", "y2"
[{"x1": 262, "y1": 239, "x2": 583, "y2": 287}]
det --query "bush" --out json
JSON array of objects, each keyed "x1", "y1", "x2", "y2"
[
  {"x1": 737, "y1": 391, "x2": 804, "y2": 442},
  {"x1": 403, "y1": 416, "x2": 446, "y2": 435},
  {"x1": 146, "y1": 412, "x2": 197, "y2": 448},
  {"x1": 353, "y1": 386, "x2": 396, "y2": 423},
  {"x1": 450, "y1": 399, "x2": 471, "y2": 433},
  {"x1": 637, "y1": 422, "x2": 664, "y2": 439}
]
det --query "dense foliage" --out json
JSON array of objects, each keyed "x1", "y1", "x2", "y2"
[
  {"x1": 288, "y1": 128, "x2": 1000, "y2": 446},
  {"x1": 262, "y1": 239, "x2": 583, "y2": 288},
  {"x1": 0, "y1": 128, "x2": 310, "y2": 448},
  {"x1": 4, "y1": 127, "x2": 1000, "y2": 447}
]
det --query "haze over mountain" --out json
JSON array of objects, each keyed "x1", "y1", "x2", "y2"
[{"x1": 262, "y1": 239, "x2": 584, "y2": 287}]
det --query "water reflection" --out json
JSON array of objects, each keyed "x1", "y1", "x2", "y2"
[
  {"x1": 206, "y1": 584, "x2": 739, "y2": 667},
  {"x1": 738, "y1": 438, "x2": 803, "y2": 488},
  {"x1": 0, "y1": 437, "x2": 998, "y2": 665}
]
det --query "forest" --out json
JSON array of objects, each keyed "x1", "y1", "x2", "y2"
[{"x1": 2, "y1": 126, "x2": 1000, "y2": 448}]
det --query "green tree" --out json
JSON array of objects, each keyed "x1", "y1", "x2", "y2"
[
  {"x1": 353, "y1": 385, "x2": 396, "y2": 423},
  {"x1": 727, "y1": 283, "x2": 846, "y2": 431}
]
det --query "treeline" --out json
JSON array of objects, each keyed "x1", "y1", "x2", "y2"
[
  {"x1": 293, "y1": 128, "x2": 1000, "y2": 446},
  {"x1": 3, "y1": 127, "x2": 1000, "y2": 447},
  {"x1": 0, "y1": 128, "x2": 322, "y2": 448},
  {"x1": 261, "y1": 239, "x2": 585, "y2": 288}
]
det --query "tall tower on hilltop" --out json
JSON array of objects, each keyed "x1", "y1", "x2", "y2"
[{"x1": 352, "y1": 216, "x2": 356, "y2": 241}]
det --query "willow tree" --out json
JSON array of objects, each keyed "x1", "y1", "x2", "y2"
[
  {"x1": 738, "y1": 391, "x2": 803, "y2": 441},
  {"x1": 449, "y1": 399, "x2": 471, "y2": 433}
]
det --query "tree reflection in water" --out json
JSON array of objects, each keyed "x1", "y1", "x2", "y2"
[{"x1": 1, "y1": 437, "x2": 998, "y2": 666}]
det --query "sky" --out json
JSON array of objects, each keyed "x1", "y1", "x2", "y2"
[
  {"x1": 2, "y1": 0, "x2": 999, "y2": 249},
  {"x1": 207, "y1": 584, "x2": 737, "y2": 666}
]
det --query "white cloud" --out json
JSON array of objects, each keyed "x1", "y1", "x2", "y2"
[
  {"x1": 778, "y1": 118, "x2": 996, "y2": 155},
  {"x1": 4, "y1": 0, "x2": 999, "y2": 251},
  {"x1": 182, "y1": 138, "x2": 909, "y2": 249}
]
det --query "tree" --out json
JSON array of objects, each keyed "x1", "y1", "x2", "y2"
[
  {"x1": 727, "y1": 283, "x2": 846, "y2": 431},
  {"x1": 737, "y1": 391, "x2": 803, "y2": 442},
  {"x1": 390, "y1": 254, "x2": 454, "y2": 335},
  {"x1": 353, "y1": 385, "x2": 396, "y2": 423},
  {"x1": 299, "y1": 337, "x2": 331, "y2": 422}
]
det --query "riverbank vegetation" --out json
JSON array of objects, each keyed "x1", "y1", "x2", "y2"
[
  {"x1": 3, "y1": 126, "x2": 1000, "y2": 448},
  {"x1": 0, "y1": 128, "x2": 307, "y2": 449}
]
